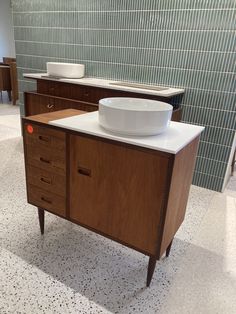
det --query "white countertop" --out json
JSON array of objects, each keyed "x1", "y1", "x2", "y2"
[
  {"x1": 49, "y1": 112, "x2": 204, "y2": 154},
  {"x1": 23, "y1": 73, "x2": 184, "y2": 98}
]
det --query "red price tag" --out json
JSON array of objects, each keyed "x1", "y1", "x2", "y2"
[{"x1": 27, "y1": 124, "x2": 34, "y2": 134}]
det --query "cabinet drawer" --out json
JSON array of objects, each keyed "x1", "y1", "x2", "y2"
[
  {"x1": 54, "y1": 96, "x2": 98, "y2": 112},
  {"x1": 24, "y1": 122, "x2": 65, "y2": 151},
  {"x1": 37, "y1": 80, "x2": 106, "y2": 103},
  {"x1": 28, "y1": 184, "x2": 66, "y2": 217},
  {"x1": 37, "y1": 80, "x2": 58, "y2": 95},
  {"x1": 37, "y1": 80, "x2": 71, "y2": 98},
  {"x1": 24, "y1": 93, "x2": 55, "y2": 116},
  {"x1": 26, "y1": 144, "x2": 65, "y2": 175},
  {"x1": 25, "y1": 92, "x2": 98, "y2": 116},
  {"x1": 27, "y1": 165, "x2": 66, "y2": 197}
]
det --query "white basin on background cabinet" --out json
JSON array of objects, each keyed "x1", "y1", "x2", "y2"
[{"x1": 46, "y1": 62, "x2": 85, "y2": 78}]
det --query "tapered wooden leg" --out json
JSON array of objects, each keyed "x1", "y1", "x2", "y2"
[
  {"x1": 146, "y1": 256, "x2": 157, "y2": 287},
  {"x1": 38, "y1": 208, "x2": 45, "y2": 235},
  {"x1": 166, "y1": 240, "x2": 173, "y2": 257}
]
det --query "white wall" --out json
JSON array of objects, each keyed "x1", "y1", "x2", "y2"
[{"x1": 0, "y1": 0, "x2": 15, "y2": 61}]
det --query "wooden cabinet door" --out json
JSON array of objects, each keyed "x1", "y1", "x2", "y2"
[{"x1": 69, "y1": 135, "x2": 171, "y2": 255}]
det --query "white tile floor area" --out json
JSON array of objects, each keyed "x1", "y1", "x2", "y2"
[{"x1": 0, "y1": 103, "x2": 235, "y2": 314}]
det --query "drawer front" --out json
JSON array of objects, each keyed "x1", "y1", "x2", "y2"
[
  {"x1": 25, "y1": 92, "x2": 98, "y2": 116},
  {"x1": 24, "y1": 122, "x2": 65, "y2": 151},
  {"x1": 37, "y1": 80, "x2": 72, "y2": 98},
  {"x1": 27, "y1": 165, "x2": 66, "y2": 197},
  {"x1": 55, "y1": 97, "x2": 98, "y2": 112},
  {"x1": 25, "y1": 93, "x2": 55, "y2": 116},
  {"x1": 37, "y1": 81, "x2": 94, "y2": 102},
  {"x1": 37, "y1": 81, "x2": 109, "y2": 102},
  {"x1": 37, "y1": 80, "x2": 57, "y2": 95},
  {"x1": 26, "y1": 144, "x2": 65, "y2": 175},
  {"x1": 28, "y1": 184, "x2": 66, "y2": 217}
]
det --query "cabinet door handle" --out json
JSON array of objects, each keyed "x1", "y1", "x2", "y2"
[
  {"x1": 78, "y1": 166, "x2": 91, "y2": 177},
  {"x1": 40, "y1": 157, "x2": 51, "y2": 164},
  {"x1": 38, "y1": 135, "x2": 51, "y2": 143},
  {"x1": 47, "y1": 104, "x2": 54, "y2": 109},
  {"x1": 41, "y1": 196, "x2": 52, "y2": 204},
  {"x1": 40, "y1": 177, "x2": 52, "y2": 185}
]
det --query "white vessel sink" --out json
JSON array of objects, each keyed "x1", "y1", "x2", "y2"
[
  {"x1": 99, "y1": 98, "x2": 173, "y2": 136},
  {"x1": 46, "y1": 62, "x2": 85, "y2": 78}
]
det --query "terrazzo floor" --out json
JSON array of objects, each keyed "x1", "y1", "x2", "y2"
[{"x1": 0, "y1": 102, "x2": 235, "y2": 314}]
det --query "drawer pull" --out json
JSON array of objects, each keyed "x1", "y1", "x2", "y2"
[
  {"x1": 41, "y1": 196, "x2": 52, "y2": 204},
  {"x1": 78, "y1": 166, "x2": 91, "y2": 177},
  {"x1": 40, "y1": 177, "x2": 52, "y2": 185},
  {"x1": 47, "y1": 104, "x2": 54, "y2": 109},
  {"x1": 84, "y1": 93, "x2": 89, "y2": 97},
  {"x1": 40, "y1": 157, "x2": 51, "y2": 164},
  {"x1": 38, "y1": 135, "x2": 51, "y2": 143}
]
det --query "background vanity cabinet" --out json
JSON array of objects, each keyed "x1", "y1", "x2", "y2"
[
  {"x1": 23, "y1": 110, "x2": 200, "y2": 286},
  {"x1": 24, "y1": 78, "x2": 182, "y2": 122}
]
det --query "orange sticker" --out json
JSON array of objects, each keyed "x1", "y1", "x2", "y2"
[{"x1": 27, "y1": 124, "x2": 34, "y2": 134}]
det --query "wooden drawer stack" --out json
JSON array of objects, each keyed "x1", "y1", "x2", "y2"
[{"x1": 23, "y1": 122, "x2": 66, "y2": 217}]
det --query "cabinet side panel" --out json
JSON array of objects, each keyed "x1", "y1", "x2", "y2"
[
  {"x1": 70, "y1": 135, "x2": 170, "y2": 255},
  {"x1": 160, "y1": 136, "x2": 200, "y2": 257}
]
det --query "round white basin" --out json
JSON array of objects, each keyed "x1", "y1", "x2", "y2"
[{"x1": 99, "y1": 97, "x2": 173, "y2": 136}]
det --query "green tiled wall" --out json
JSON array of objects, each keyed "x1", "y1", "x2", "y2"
[{"x1": 12, "y1": 0, "x2": 235, "y2": 191}]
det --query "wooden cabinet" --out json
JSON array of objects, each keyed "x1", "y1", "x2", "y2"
[
  {"x1": 24, "y1": 78, "x2": 182, "y2": 122},
  {"x1": 22, "y1": 109, "x2": 199, "y2": 287}
]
